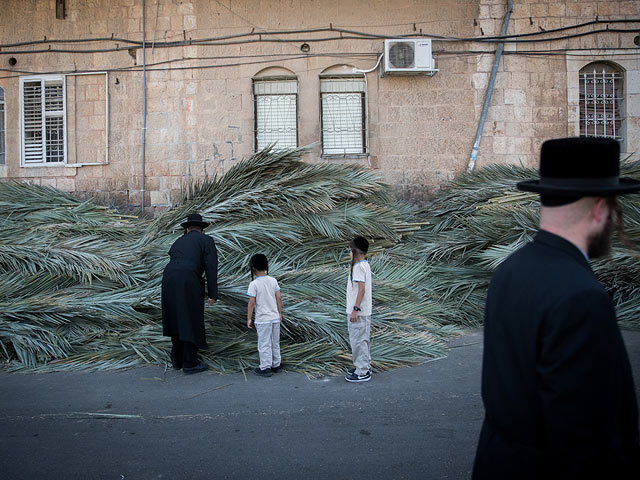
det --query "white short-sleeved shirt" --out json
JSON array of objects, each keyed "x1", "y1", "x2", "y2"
[
  {"x1": 346, "y1": 260, "x2": 372, "y2": 316},
  {"x1": 247, "y1": 275, "x2": 281, "y2": 324}
]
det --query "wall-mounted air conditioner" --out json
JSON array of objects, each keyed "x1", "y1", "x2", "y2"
[{"x1": 383, "y1": 38, "x2": 438, "y2": 76}]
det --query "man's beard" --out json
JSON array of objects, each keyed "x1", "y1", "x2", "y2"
[{"x1": 587, "y1": 213, "x2": 614, "y2": 259}]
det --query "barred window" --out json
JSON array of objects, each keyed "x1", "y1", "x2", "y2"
[
  {"x1": 579, "y1": 63, "x2": 624, "y2": 142},
  {"x1": 320, "y1": 75, "x2": 367, "y2": 155},
  {"x1": 20, "y1": 75, "x2": 66, "y2": 166},
  {"x1": 253, "y1": 77, "x2": 298, "y2": 151},
  {"x1": 0, "y1": 86, "x2": 5, "y2": 165}
]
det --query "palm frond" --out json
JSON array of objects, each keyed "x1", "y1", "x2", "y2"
[{"x1": 3, "y1": 152, "x2": 639, "y2": 372}]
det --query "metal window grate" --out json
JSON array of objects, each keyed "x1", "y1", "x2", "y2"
[
  {"x1": 579, "y1": 67, "x2": 624, "y2": 141},
  {"x1": 45, "y1": 82, "x2": 64, "y2": 113},
  {"x1": 21, "y1": 76, "x2": 66, "y2": 165},
  {"x1": 321, "y1": 93, "x2": 365, "y2": 154},
  {"x1": 320, "y1": 76, "x2": 366, "y2": 155},
  {"x1": 0, "y1": 87, "x2": 5, "y2": 165},
  {"x1": 253, "y1": 78, "x2": 297, "y2": 151},
  {"x1": 45, "y1": 116, "x2": 64, "y2": 162}
]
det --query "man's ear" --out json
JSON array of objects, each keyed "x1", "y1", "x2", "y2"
[{"x1": 591, "y1": 197, "x2": 608, "y2": 224}]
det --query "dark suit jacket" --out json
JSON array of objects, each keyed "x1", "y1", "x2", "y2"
[
  {"x1": 473, "y1": 230, "x2": 639, "y2": 479},
  {"x1": 161, "y1": 230, "x2": 218, "y2": 348}
]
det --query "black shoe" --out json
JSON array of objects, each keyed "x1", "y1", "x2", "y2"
[
  {"x1": 183, "y1": 363, "x2": 208, "y2": 375},
  {"x1": 255, "y1": 367, "x2": 273, "y2": 377},
  {"x1": 345, "y1": 371, "x2": 371, "y2": 383},
  {"x1": 271, "y1": 365, "x2": 282, "y2": 373},
  {"x1": 347, "y1": 367, "x2": 371, "y2": 375},
  {"x1": 172, "y1": 363, "x2": 182, "y2": 370}
]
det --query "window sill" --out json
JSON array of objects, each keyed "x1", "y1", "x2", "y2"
[
  {"x1": 321, "y1": 153, "x2": 369, "y2": 160},
  {"x1": 21, "y1": 162, "x2": 67, "y2": 168}
]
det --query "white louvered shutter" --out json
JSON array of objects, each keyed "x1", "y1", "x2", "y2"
[
  {"x1": 21, "y1": 76, "x2": 66, "y2": 165},
  {"x1": 23, "y1": 81, "x2": 44, "y2": 164}
]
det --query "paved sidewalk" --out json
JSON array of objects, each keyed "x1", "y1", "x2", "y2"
[{"x1": 1, "y1": 329, "x2": 638, "y2": 480}]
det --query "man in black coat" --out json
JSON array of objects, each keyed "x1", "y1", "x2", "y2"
[
  {"x1": 473, "y1": 138, "x2": 640, "y2": 479},
  {"x1": 162, "y1": 213, "x2": 218, "y2": 375}
]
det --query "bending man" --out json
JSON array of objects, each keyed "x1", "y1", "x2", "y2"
[{"x1": 162, "y1": 213, "x2": 218, "y2": 375}]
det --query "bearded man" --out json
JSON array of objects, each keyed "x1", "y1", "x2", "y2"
[
  {"x1": 162, "y1": 213, "x2": 218, "y2": 375},
  {"x1": 472, "y1": 137, "x2": 640, "y2": 479}
]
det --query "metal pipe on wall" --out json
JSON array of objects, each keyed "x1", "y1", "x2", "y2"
[
  {"x1": 141, "y1": 0, "x2": 148, "y2": 211},
  {"x1": 467, "y1": 0, "x2": 513, "y2": 173}
]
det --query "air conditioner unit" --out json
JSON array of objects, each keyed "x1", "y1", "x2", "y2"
[{"x1": 383, "y1": 38, "x2": 438, "y2": 76}]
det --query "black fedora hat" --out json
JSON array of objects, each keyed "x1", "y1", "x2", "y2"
[
  {"x1": 517, "y1": 137, "x2": 640, "y2": 197},
  {"x1": 180, "y1": 213, "x2": 210, "y2": 229}
]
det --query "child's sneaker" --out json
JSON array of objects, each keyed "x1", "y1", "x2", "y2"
[
  {"x1": 346, "y1": 367, "x2": 372, "y2": 375},
  {"x1": 271, "y1": 365, "x2": 282, "y2": 373},
  {"x1": 255, "y1": 367, "x2": 273, "y2": 377},
  {"x1": 345, "y1": 370, "x2": 371, "y2": 383}
]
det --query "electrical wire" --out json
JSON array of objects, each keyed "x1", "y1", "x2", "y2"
[
  {"x1": 1, "y1": 18, "x2": 639, "y2": 51},
  {"x1": 211, "y1": 0, "x2": 303, "y2": 56},
  {"x1": 3, "y1": 27, "x2": 639, "y2": 56},
  {"x1": 1, "y1": 45, "x2": 638, "y2": 81}
]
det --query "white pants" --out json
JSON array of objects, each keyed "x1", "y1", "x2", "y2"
[
  {"x1": 348, "y1": 315, "x2": 371, "y2": 375},
  {"x1": 256, "y1": 322, "x2": 281, "y2": 370}
]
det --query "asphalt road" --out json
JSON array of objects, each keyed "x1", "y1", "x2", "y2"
[{"x1": 1, "y1": 329, "x2": 639, "y2": 480}]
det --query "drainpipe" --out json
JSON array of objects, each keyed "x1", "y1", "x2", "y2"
[
  {"x1": 141, "y1": 0, "x2": 148, "y2": 211},
  {"x1": 467, "y1": 0, "x2": 513, "y2": 173}
]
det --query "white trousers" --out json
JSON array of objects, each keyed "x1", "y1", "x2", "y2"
[
  {"x1": 256, "y1": 322, "x2": 281, "y2": 370},
  {"x1": 348, "y1": 315, "x2": 371, "y2": 375}
]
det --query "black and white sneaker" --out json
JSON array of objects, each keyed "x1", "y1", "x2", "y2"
[
  {"x1": 346, "y1": 367, "x2": 372, "y2": 376},
  {"x1": 345, "y1": 371, "x2": 371, "y2": 383},
  {"x1": 255, "y1": 367, "x2": 273, "y2": 377}
]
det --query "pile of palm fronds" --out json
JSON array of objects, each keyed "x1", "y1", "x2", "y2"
[
  {"x1": 0, "y1": 148, "x2": 461, "y2": 374},
  {"x1": 403, "y1": 160, "x2": 640, "y2": 331},
  {"x1": 2, "y1": 148, "x2": 638, "y2": 373}
]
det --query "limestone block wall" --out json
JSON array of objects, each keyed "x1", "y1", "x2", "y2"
[
  {"x1": 475, "y1": 0, "x2": 640, "y2": 171},
  {"x1": 0, "y1": 0, "x2": 639, "y2": 210}
]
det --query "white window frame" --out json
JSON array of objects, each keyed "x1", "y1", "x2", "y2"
[
  {"x1": 320, "y1": 75, "x2": 367, "y2": 156},
  {"x1": 252, "y1": 76, "x2": 298, "y2": 151},
  {"x1": 0, "y1": 86, "x2": 5, "y2": 165},
  {"x1": 20, "y1": 75, "x2": 67, "y2": 166}
]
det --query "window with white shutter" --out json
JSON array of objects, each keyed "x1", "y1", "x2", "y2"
[
  {"x1": 20, "y1": 76, "x2": 66, "y2": 166},
  {"x1": 320, "y1": 75, "x2": 367, "y2": 156},
  {"x1": 0, "y1": 87, "x2": 5, "y2": 165},
  {"x1": 253, "y1": 77, "x2": 298, "y2": 151}
]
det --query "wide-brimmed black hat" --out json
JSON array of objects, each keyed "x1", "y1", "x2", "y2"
[
  {"x1": 517, "y1": 137, "x2": 640, "y2": 197},
  {"x1": 180, "y1": 213, "x2": 210, "y2": 229}
]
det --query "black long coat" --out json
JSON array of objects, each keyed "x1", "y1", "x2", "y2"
[
  {"x1": 473, "y1": 230, "x2": 639, "y2": 479},
  {"x1": 161, "y1": 230, "x2": 218, "y2": 349}
]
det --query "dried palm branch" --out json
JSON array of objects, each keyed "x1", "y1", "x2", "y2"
[
  {"x1": 3, "y1": 150, "x2": 638, "y2": 372},
  {"x1": 403, "y1": 159, "x2": 640, "y2": 329},
  {"x1": 0, "y1": 147, "x2": 457, "y2": 373}
]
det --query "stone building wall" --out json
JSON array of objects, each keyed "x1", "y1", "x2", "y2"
[
  {"x1": 478, "y1": 0, "x2": 640, "y2": 176},
  {"x1": 0, "y1": 0, "x2": 638, "y2": 211}
]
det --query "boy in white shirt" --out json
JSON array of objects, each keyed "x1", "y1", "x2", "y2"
[
  {"x1": 345, "y1": 236, "x2": 373, "y2": 383},
  {"x1": 247, "y1": 254, "x2": 283, "y2": 377}
]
